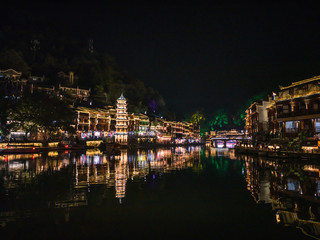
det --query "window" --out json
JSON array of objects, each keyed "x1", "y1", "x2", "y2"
[
  {"x1": 286, "y1": 121, "x2": 299, "y2": 133},
  {"x1": 287, "y1": 179, "x2": 300, "y2": 191},
  {"x1": 315, "y1": 119, "x2": 320, "y2": 133},
  {"x1": 299, "y1": 102, "x2": 305, "y2": 110}
]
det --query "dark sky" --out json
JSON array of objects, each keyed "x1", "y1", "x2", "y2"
[{"x1": 3, "y1": 3, "x2": 320, "y2": 116}]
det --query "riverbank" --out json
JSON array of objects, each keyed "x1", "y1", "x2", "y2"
[
  {"x1": 235, "y1": 146, "x2": 320, "y2": 160},
  {"x1": 0, "y1": 141, "x2": 100, "y2": 154},
  {"x1": 0, "y1": 140, "x2": 205, "y2": 155}
]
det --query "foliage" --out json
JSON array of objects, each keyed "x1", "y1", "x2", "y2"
[
  {"x1": 9, "y1": 91, "x2": 75, "y2": 140},
  {"x1": 232, "y1": 111, "x2": 246, "y2": 127},
  {"x1": 0, "y1": 49, "x2": 31, "y2": 75},
  {"x1": 190, "y1": 111, "x2": 205, "y2": 125},
  {"x1": 0, "y1": 26, "x2": 168, "y2": 116},
  {"x1": 0, "y1": 99, "x2": 11, "y2": 139},
  {"x1": 9, "y1": 96, "x2": 40, "y2": 137},
  {"x1": 200, "y1": 125, "x2": 209, "y2": 137},
  {"x1": 208, "y1": 109, "x2": 229, "y2": 130},
  {"x1": 93, "y1": 84, "x2": 108, "y2": 106},
  {"x1": 233, "y1": 93, "x2": 268, "y2": 127},
  {"x1": 281, "y1": 133, "x2": 306, "y2": 151}
]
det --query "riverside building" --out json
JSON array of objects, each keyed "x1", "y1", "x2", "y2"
[
  {"x1": 245, "y1": 74, "x2": 320, "y2": 142},
  {"x1": 245, "y1": 98, "x2": 273, "y2": 141},
  {"x1": 271, "y1": 75, "x2": 320, "y2": 138}
]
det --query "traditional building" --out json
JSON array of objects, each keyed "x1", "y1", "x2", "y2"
[
  {"x1": 72, "y1": 94, "x2": 200, "y2": 143},
  {"x1": 75, "y1": 106, "x2": 119, "y2": 139},
  {"x1": 57, "y1": 71, "x2": 78, "y2": 85},
  {"x1": 115, "y1": 93, "x2": 128, "y2": 143},
  {"x1": 28, "y1": 75, "x2": 45, "y2": 82},
  {"x1": 59, "y1": 84, "x2": 91, "y2": 101},
  {"x1": 270, "y1": 75, "x2": 320, "y2": 138},
  {"x1": 133, "y1": 113, "x2": 150, "y2": 133},
  {"x1": 0, "y1": 69, "x2": 22, "y2": 80},
  {"x1": 31, "y1": 84, "x2": 56, "y2": 95},
  {"x1": 0, "y1": 69, "x2": 26, "y2": 98},
  {"x1": 245, "y1": 98, "x2": 273, "y2": 141},
  {"x1": 150, "y1": 117, "x2": 167, "y2": 135}
]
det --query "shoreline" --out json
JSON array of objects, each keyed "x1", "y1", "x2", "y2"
[
  {"x1": 0, "y1": 141, "x2": 205, "y2": 155},
  {"x1": 235, "y1": 146, "x2": 320, "y2": 160}
]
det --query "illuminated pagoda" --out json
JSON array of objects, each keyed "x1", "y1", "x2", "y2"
[{"x1": 115, "y1": 93, "x2": 128, "y2": 143}]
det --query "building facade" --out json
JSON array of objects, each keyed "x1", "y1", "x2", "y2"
[
  {"x1": 115, "y1": 94, "x2": 128, "y2": 143},
  {"x1": 272, "y1": 76, "x2": 320, "y2": 138},
  {"x1": 245, "y1": 98, "x2": 273, "y2": 141},
  {"x1": 245, "y1": 74, "x2": 320, "y2": 141}
]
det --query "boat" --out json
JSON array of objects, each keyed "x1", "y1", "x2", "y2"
[
  {"x1": 0, "y1": 144, "x2": 40, "y2": 154},
  {"x1": 58, "y1": 140, "x2": 87, "y2": 150}
]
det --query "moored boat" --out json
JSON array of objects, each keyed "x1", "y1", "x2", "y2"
[
  {"x1": 0, "y1": 144, "x2": 40, "y2": 154},
  {"x1": 58, "y1": 140, "x2": 87, "y2": 150}
]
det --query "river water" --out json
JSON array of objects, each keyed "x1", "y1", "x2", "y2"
[{"x1": 0, "y1": 147, "x2": 318, "y2": 239}]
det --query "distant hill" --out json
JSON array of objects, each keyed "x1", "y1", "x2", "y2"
[{"x1": 0, "y1": 19, "x2": 171, "y2": 118}]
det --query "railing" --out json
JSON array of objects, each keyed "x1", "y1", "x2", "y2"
[
  {"x1": 278, "y1": 89, "x2": 320, "y2": 101},
  {"x1": 78, "y1": 121, "x2": 89, "y2": 124},
  {"x1": 277, "y1": 109, "x2": 320, "y2": 119}
]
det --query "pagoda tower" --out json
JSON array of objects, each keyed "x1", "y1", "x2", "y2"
[{"x1": 115, "y1": 93, "x2": 128, "y2": 143}]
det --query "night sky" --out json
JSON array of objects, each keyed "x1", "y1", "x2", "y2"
[{"x1": 3, "y1": 3, "x2": 320, "y2": 116}]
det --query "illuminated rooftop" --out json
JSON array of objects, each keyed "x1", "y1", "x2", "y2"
[
  {"x1": 118, "y1": 93, "x2": 126, "y2": 100},
  {"x1": 279, "y1": 74, "x2": 320, "y2": 90}
]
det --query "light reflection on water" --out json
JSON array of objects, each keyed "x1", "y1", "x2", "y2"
[
  {"x1": 238, "y1": 153, "x2": 320, "y2": 240},
  {"x1": 0, "y1": 147, "x2": 202, "y2": 229},
  {"x1": 0, "y1": 146, "x2": 201, "y2": 200},
  {"x1": 1, "y1": 147, "x2": 320, "y2": 239},
  {"x1": 73, "y1": 147, "x2": 201, "y2": 200}
]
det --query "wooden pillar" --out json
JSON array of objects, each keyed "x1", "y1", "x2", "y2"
[{"x1": 290, "y1": 101, "x2": 297, "y2": 113}]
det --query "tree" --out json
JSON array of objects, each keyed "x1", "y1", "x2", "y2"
[
  {"x1": 0, "y1": 98, "x2": 11, "y2": 140},
  {"x1": 37, "y1": 92, "x2": 75, "y2": 140},
  {"x1": 93, "y1": 84, "x2": 107, "y2": 106},
  {"x1": 190, "y1": 111, "x2": 205, "y2": 125},
  {"x1": 9, "y1": 96, "x2": 41, "y2": 138},
  {"x1": 208, "y1": 109, "x2": 229, "y2": 130},
  {"x1": 0, "y1": 31, "x2": 169, "y2": 117},
  {"x1": 9, "y1": 91, "x2": 75, "y2": 141},
  {"x1": 0, "y1": 49, "x2": 30, "y2": 75},
  {"x1": 233, "y1": 93, "x2": 268, "y2": 127}
]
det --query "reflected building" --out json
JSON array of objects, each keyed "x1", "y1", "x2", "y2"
[
  {"x1": 115, "y1": 150, "x2": 128, "y2": 201},
  {"x1": 0, "y1": 152, "x2": 73, "y2": 226},
  {"x1": 209, "y1": 148, "x2": 237, "y2": 160},
  {"x1": 0, "y1": 147, "x2": 202, "y2": 225},
  {"x1": 72, "y1": 147, "x2": 201, "y2": 200},
  {"x1": 244, "y1": 160, "x2": 272, "y2": 204},
  {"x1": 0, "y1": 152, "x2": 70, "y2": 190},
  {"x1": 244, "y1": 157, "x2": 320, "y2": 238}
]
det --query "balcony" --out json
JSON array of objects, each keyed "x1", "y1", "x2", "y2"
[
  {"x1": 277, "y1": 109, "x2": 320, "y2": 119},
  {"x1": 278, "y1": 89, "x2": 320, "y2": 101}
]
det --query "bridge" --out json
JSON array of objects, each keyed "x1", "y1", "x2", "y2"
[{"x1": 207, "y1": 130, "x2": 249, "y2": 148}]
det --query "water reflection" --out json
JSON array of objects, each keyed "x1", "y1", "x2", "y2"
[
  {"x1": 0, "y1": 147, "x2": 202, "y2": 227},
  {"x1": 241, "y1": 155, "x2": 320, "y2": 239},
  {"x1": 0, "y1": 147, "x2": 201, "y2": 224},
  {"x1": 3, "y1": 147, "x2": 320, "y2": 239},
  {"x1": 72, "y1": 147, "x2": 201, "y2": 202}
]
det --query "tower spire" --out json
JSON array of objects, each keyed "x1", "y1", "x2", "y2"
[{"x1": 115, "y1": 93, "x2": 128, "y2": 144}]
